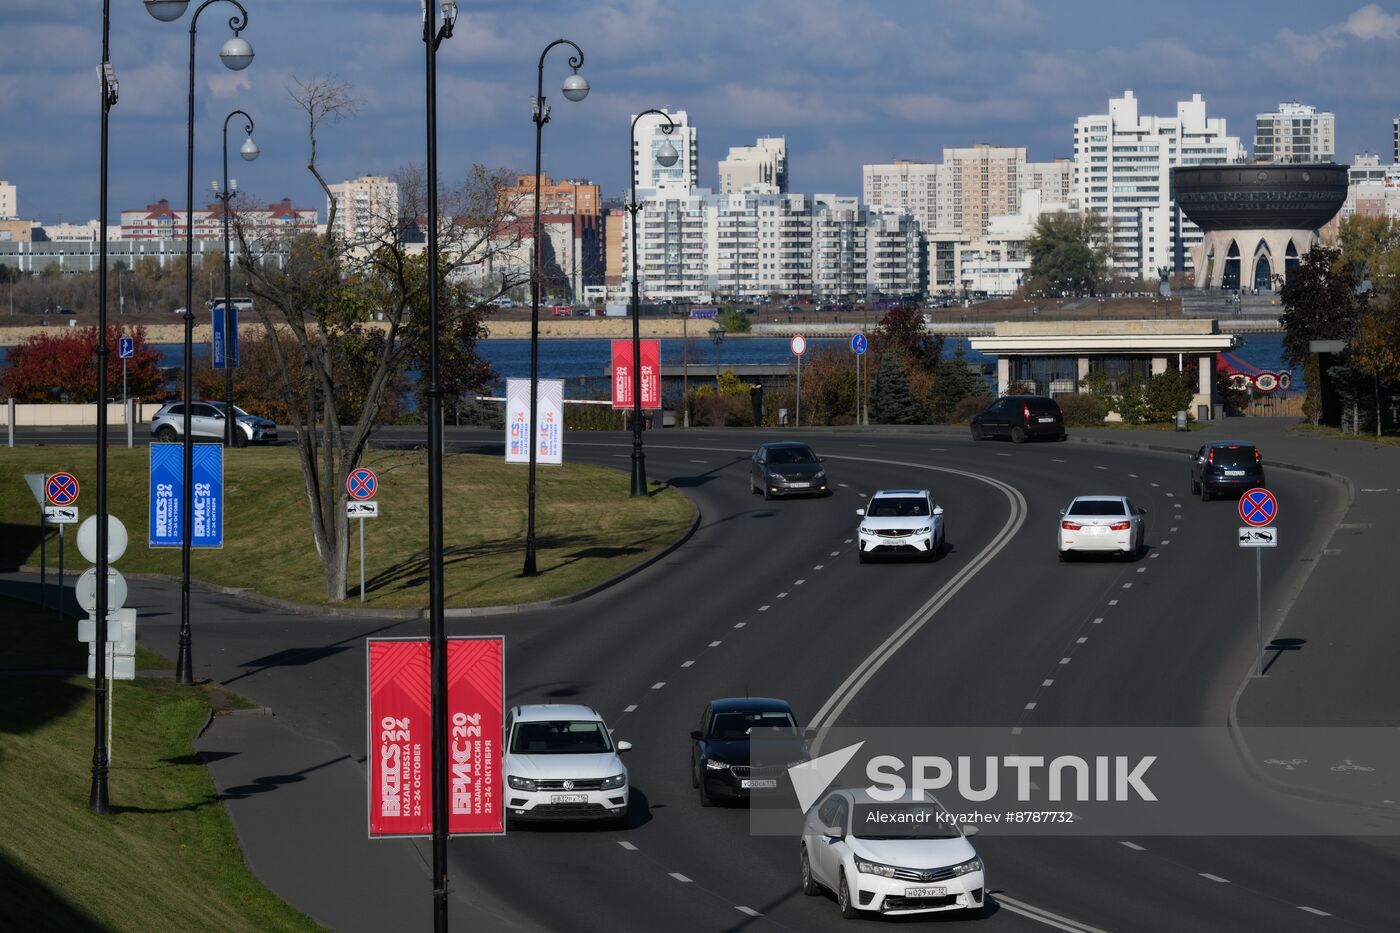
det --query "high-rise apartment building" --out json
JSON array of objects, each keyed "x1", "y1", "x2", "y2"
[
  {"x1": 1073, "y1": 90, "x2": 1244, "y2": 280},
  {"x1": 718, "y1": 137, "x2": 788, "y2": 193},
  {"x1": 631, "y1": 109, "x2": 698, "y2": 189},
  {"x1": 327, "y1": 175, "x2": 399, "y2": 249},
  {"x1": 1254, "y1": 101, "x2": 1335, "y2": 164},
  {"x1": 1393, "y1": 117, "x2": 1399, "y2": 165},
  {"x1": 0, "y1": 180, "x2": 15, "y2": 219},
  {"x1": 500, "y1": 174, "x2": 600, "y2": 216}
]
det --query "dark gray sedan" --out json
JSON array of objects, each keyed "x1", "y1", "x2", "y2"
[{"x1": 749, "y1": 441, "x2": 829, "y2": 499}]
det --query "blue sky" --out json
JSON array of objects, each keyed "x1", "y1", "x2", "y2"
[{"x1": 4, "y1": 0, "x2": 1400, "y2": 223}]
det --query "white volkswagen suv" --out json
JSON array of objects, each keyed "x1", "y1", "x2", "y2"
[
  {"x1": 800, "y1": 789, "x2": 985, "y2": 918},
  {"x1": 503, "y1": 704, "x2": 631, "y2": 827},
  {"x1": 856, "y1": 490, "x2": 944, "y2": 563}
]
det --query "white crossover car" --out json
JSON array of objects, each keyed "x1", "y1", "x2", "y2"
[
  {"x1": 1057, "y1": 495, "x2": 1146, "y2": 561},
  {"x1": 503, "y1": 704, "x2": 631, "y2": 827},
  {"x1": 856, "y1": 490, "x2": 944, "y2": 563},
  {"x1": 800, "y1": 789, "x2": 985, "y2": 918}
]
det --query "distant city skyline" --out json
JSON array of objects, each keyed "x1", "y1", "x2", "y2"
[{"x1": 3, "y1": 1, "x2": 1400, "y2": 222}]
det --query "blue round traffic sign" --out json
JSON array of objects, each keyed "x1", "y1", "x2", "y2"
[
  {"x1": 1239, "y1": 488, "x2": 1277, "y2": 527},
  {"x1": 346, "y1": 468, "x2": 378, "y2": 501},
  {"x1": 851, "y1": 333, "x2": 868, "y2": 355},
  {"x1": 46, "y1": 472, "x2": 80, "y2": 506}
]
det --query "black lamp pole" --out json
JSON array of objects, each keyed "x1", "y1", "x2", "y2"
[
  {"x1": 91, "y1": 0, "x2": 119, "y2": 815},
  {"x1": 160, "y1": 0, "x2": 253, "y2": 687},
  {"x1": 216, "y1": 109, "x2": 254, "y2": 447},
  {"x1": 423, "y1": 3, "x2": 456, "y2": 929},
  {"x1": 524, "y1": 38, "x2": 587, "y2": 577},
  {"x1": 627, "y1": 110, "x2": 677, "y2": 497}
]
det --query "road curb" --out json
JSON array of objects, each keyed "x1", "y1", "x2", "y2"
[{"x1": 16, "y1": 503, "x2": 702, "y2": 622}]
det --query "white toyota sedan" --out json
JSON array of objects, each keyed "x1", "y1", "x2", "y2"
[
  {"x1": 800, "y1": 789, "x2": 985, "y2": 918},
  {"x1": 503, "y1": 704, "x2": 631, "y2": 827},
  {"x1": 856, "y1": 490, "x2": 945, "y2": 563},
  {"x1": 1057, "y1": 495, "x2": 1146, "y2": 561}
]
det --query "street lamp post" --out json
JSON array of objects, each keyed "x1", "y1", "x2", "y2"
[
  {"x1": 709, "y1": 324, "x2": 726, "y2": 375},
  {"x1": 145, "y1": 0, "x2": 255, "y2": 688},
  {"x1": 91, "y1": 0, "x2": 121, "y2": 815},
  {"x1": 523, "y1": 39, "x2": 588, "y2": 577},
  {"x1": 420, "y1": 3, "x2": 461, "y2": 929},
  {"x1": 213, "y1": 109, "x2": 258, "y2": 447},
  {"x1": 626, "y1": 111, "x2": 679, "y2": 496}
]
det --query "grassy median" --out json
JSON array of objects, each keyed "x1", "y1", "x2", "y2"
[
  {"x1": 0, "y1": 446, "x2": 694, "y2": 609},
  {"x1": 0, "y1": 597, "x2": 319, "y2": 932}
]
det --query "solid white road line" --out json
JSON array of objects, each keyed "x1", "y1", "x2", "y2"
[
  {"x1": 994, "y1": 894, "x2": 1114, "y2": 933},
  {"x1": 1120, "y1": 841, "x2": 1146, "y2": 851},
  {"x1": 1200, "y1": 873, "x2": 1230, "y2": 883},
  {"x1": 1297, "y1": 906, "x2": 1331, "y2": 916},
  {"x1": 617, "y1": 841, "x2": 638, "y2": 850}
]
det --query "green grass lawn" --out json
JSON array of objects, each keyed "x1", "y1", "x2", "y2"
[
  {"x1": 0, "y1": 598, "x2": 319, "y2": 932},
  {"x1": 1289, "y1": 422, "x2": 1400, "y2": 448},
  {"x1": 0, "y1": 446, "x2": 695, "y2": 609}
]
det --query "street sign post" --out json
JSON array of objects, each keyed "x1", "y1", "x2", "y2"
[
  {"x1": 850, "y1": 333, "x2": 867, "y2": 423},
  {"x1": 119, "y1": 337, "x2": 134, "y2": 415},
  {"x1": 792, "y1": 335, "x2": 807, "y2": 428},
  {"x1": 1238, "y1": 487, "x2": 1277, "y2": 676},
  {"x1": 345, "y1": 478, "x2": 380, "y2": 605},
  {"x1": 44, "y1": 472, "x2": 79, "y2": 618}
]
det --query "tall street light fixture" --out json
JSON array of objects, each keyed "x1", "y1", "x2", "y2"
[
  {"x1": 709, "y1": 324, "x2": 726, "y2": 373},
  {"x1": 91, "y1": 0, "x2": 121, "y2": 816},
  {"x1": 626, "y1": 111, "x2": 678, "y2": 497},
  {"x1": 523, "y1": 38, "x2": 588, "y2": 577},
  {"x1": 213, "y1": 110, "x2": 257, "y2": 447},
  {"x1": 146, "y1": 0, "x2": 254, "y2": 687},
  {"x1": 422, "y1": 2, "x2": 456, "y2": 929}
]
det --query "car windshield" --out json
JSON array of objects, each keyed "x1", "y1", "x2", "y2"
[
  {"x1": 852, "y1": 803, "x2": 963, "y2": 839},
  {"x1": 709, "y1": 710, "x2": 799, "y2": 740},
  {"x1": 766, "y1": 447, "x2": 816, "y2": 465},
  {"x1": 1213, "y1": 447, "x2": 1258, "y2": 466},
  {"x1": 1068, "y1": 500, "x2": 1126, "y2": 516},
  {"x1": 509, "y1": 720, "x2": 612, "y2": 754},
  {"x1": 866, "y1": 497, "x2": 929, "y2": 518},
  {"x1": 209, "y1": 403, "x2": 251, "y2": 418}
]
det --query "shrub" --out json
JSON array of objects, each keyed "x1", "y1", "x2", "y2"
[
  {"x1": 1144, "y1": 370, "x2": 1195, "y2": 423},
  {"x1": 1056, "y1": 393, "x2": 1106, "y2": 427},
  {"x1": 951, "y1": 394, "x2": 995, "y2": 424}
]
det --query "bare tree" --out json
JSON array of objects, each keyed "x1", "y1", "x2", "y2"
[{"x1": 233, "y1": 76, "x2": 528, "y2": 601}]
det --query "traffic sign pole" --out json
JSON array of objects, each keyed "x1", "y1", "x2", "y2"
[
  {"x1": 1256, "y1": 548, "x2": 1264, "y2": 677},
  {"x1": 58, "y1": 525, "x2": 64, "y2": 621},
  {"x1": 360, "y1": 515, "x2": 366, "y2": 604}
]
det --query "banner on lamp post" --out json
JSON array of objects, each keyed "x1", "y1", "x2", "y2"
[
  {"x1": 611, "y1": 340, "x2": 661, "y2": 409},
  {"x1": 504, "y1": 378, "x2": 564, "y2": 465}
]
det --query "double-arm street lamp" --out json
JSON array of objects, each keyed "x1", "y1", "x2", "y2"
[
  {"x1": 145, "y1": 0, "x2": 254, "y2": 687},
  {"x1": 523, "y1": 39, "x2": 588, "y2": 577},
  {"x1": 212, "y1": 110, "x2": 259, "y2": 447},
  {"x1": 626, "y1": 111, "x2": 679, "y2": 496}
]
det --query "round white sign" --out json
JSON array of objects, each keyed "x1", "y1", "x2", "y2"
[
  {"x1": 791, "y1": 334, "x2": 807, "y2": 356},
  {"x1": 77, "y1": 567, "x2": 128, "y2": 614},
  {"x1": 77, "y1": 514, "x2": 128, "y2": 564}
]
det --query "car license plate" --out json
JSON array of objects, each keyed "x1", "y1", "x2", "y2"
[
  {"x1": 740, "y1": 779, "x2": 777, "y2": 789},
  {"x1": 905, "y1": 886, "x2": 946, "y2": 897},
  {"x1": 788, "y1": 482, "x2": 810, "y2": 488},
  {"x1": 1037, "y1": 417, "x2": 1055, "y2": 423},
  {"x1": 1225, "y1": 470, "x2": 1245, "y2": 476},
  {"x1": 550, "y1": 794, "x2": 588, "y2": 804}
]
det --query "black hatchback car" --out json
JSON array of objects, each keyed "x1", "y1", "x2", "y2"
[
  {"x1": 971, "y1": 395, "x2": 1066, "y2": 443},
  {"x1": 690, "y1": 698, "x2": 810, "y2": 806},
  {"x1": 750, "y1": 442, "x2": 828, "y2": 499},
  {"x1": 1189, "y1": 441, "x2": 1266, "y2": 501}
]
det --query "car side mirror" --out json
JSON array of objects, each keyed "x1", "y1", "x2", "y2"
[
  {"x1": 818, "y1": 456, "x2": 827, "y2": 462},
  {"x1": 855, "y1": 508, "x2": 865, "y2": 516},
  {"x1": 1136, "y1": 507, "x2": 1146, "y2": 515},
  {"x1": 801, "y1": 727, "x2": 817, "y2": 741},
  {"x1": 1058, "y1": 508, "x2": 1066, "y2": 516},
  {"x1": 962, "y1": 824, "x2": 979, "y2": 837},
  {"x1": 933, "y1": 506, "x2": 944, "y2": 516},
  {"x1": 616, "y1": 741, "x2": 633, "y2": 753},
  {"x1": 822, "y1": 825, "x2": 843, "y2": 841},
  {"x1": 1188, "y1": 452, "x2": 1197, "y2": 460},
  {"x1": 689, "y1": 730, "x2": 703, "y2": 742}
]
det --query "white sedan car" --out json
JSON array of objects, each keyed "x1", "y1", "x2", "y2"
[
  {"x1": 1058, "y1": 495, "x2": 1146, "y2": 561},
  {"x1": 800, "y1": 789, "x2": 985, "y2": 918},
  {"x1": 856, "y1": 490, "x2": 945, "y2": 563},
  {"x1": 503, "y1": 704, "x2": 631, "y2": 827}
]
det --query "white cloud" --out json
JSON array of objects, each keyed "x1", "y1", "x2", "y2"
[{"x1": 1277, "y1": 3, "x2": 1400, "y2": 62}]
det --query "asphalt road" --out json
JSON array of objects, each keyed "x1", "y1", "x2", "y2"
[{"x1": 13, "y1": 425, "x2": 1400, "y2": 931}]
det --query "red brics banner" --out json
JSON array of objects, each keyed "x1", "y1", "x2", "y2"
[
  {"x1": 611, "y1": 339, "x2": 661, "y2": 410},
  {"x1": 367, "y1": 637, "x2": 505, "y2": 837}
]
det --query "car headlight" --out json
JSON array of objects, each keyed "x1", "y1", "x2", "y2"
[
  {"x1": 916, "y1": 525, "x2": 931, "y2": 534},
  {"x1": 951, "y1": 856, "x2": 982, "y2": 876},
  {"x1": 859, "y1": 526, "x2": 876, "y2": 536},
  {"x1": 814, "y1": 470, "x2": 826, "y2": 480},
  {"x1": 855, "y1": 859, "x2": 899, "y2": 878},
  {"x1": 507, "y1": 775, "x2": 537, "y2": 792},
  {"x1": 705, "y1": 759, "x2": 731, "y2": 770},
  {"x1": 600, "y1": 773, "x2": 626, "y2": 790}
]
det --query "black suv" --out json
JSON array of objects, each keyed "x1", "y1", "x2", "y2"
[
  {"x1": 1189, "y1": 441, "x2": 1265, "y2": 501},
  {"x1": 971, "y1": 395, "x2": 1066, "y2": 443}
]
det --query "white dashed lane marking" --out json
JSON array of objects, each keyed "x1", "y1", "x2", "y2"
[
  {"x1": 1136, "y1": 567, "x2": 1146, "y2": 573},
  {"x1": 830, "y1": 551, "x2": 840, "y2": 557},
  {"x1": 735, "y1": 906, "x2": 762, "y2": 917},
  {"x1": 689, "y1": 459, "x2": 709, "y2": 464},
  {"x1": 997, "y1": 452, "x2": 1012, "y2": 457},
  {"x1": 669, "y1": 873, "x2": 693, "y2": 883},
  {"x1": 1076, "y1": 637, "x2": 1087, "y2": 644},
  {"x1": 618, "y1": 841, "x2": 638, "y2": 851},
  {"x1": 1120, "y1": 841, "x2": 1146, "y2": 851},
  {"x1": 734, "y1": 622, "x2": 747, "y2": 628},
  {"x1": 681, "y1": 661, "x2": 694, "y2": 668},
  {"x1": 1200, "y1": 873, "x2": 1230, "y2": 884},
  {"x1": 794, "y1": 579, "x2": 806, "y2": 586},
  {"x1": 1059, "y1": 658, "x2": 1072, "y2": 665},
  {"x1": 1092, "y1": 617, "x2": 1104, "y2": 624},
  {"x1": 777, "y1": 592, "x2": 789, "y2": 599},
  {"x1": 814, "y1": 565, "x2": 824, "y2": 570},
  {"x1": 1128, "y1": 473, "x2": 1138, "y2": 478},
  {"x1": 1122, "y1": 583, "x2": 1133, "y2": 589},
  {"x1": 1165, "y1": 492, "x2": 1175, "y2": 497},
  {"x1": 1109, "y1": 599, "x2": 1119, "y2": 606},
  {"x1": 1297, "y1": 906, "x2": 1331, "y2": 917},
  {"x1": 1042, "y1": 679, "x2": 1054, "y2": 687},
  {"x1": 1024, "y1": 702, "x2": 1037, "y2": 710},
  {"x1": 758, "y1": 605, "x2": 770, "y2": 612},
  {"x1": 1011, "y1": 726, "x2": 1023, "y2": 735},
  {"x1": 709, "y1": 641, "x2": 722, "y2": 647},
  {"x1": 1095, "y1": 465, "x2": 1107, "y2": 470},
  {"x1": 623, "y1": 705, "x2": 638, "y2": 713},
  {"x1": 838, "y1": 483, "x2": 849, "y2": 488},
  {"x1": 1149, "y1": 553, "x2": 1159, "y2": 559},
  {"x1": 652, "y1": 682, "x2": 666, "y2": 690},
  {"x1": 1052, "y1": 458, "x2": 1065, "y2": 463},
  {"x1": 844, "y1": 538, "x2": 853, "y2": 544},
  {"x1": 1150, "y1": 482, "x2": 1160, "y2": 488}
]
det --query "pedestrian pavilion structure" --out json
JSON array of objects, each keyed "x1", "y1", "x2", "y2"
[{"x1": 969, "y1": 320, "x2": 1238, "y2": 420}]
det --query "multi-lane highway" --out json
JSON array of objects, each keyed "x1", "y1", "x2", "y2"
[{"x1": 46, "y1": 424, "x2": 1400, "y2": 931}]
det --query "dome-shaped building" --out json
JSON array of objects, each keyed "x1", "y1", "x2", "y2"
[{"x1": 1171, "y1": 163, "x2": 1347, "y2": 290}]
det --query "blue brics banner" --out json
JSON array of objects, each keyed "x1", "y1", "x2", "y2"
[
  {"x1": 211, "y1": 301, "x2": 239, "y2": 370},
  {"x1": 149, "y1": 444, "x2": 224, "y2": 548}
]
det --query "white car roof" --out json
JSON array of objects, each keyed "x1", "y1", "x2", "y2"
[
  {"x1": 872, "y1": 489, "x2": 930, "y2": 498},
  {"x1": 512, "y1": 703, "x2": 602, "y2": 723},
  {"x1": 1069, "y1": 495, "x2": 1128, "y2": 503}
]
